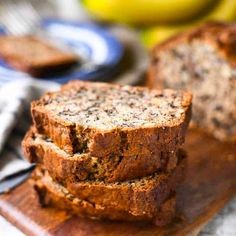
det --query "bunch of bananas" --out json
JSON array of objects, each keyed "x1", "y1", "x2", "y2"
[{"x1": 82, "y1": 0, "x2": 236, "y2": 47}]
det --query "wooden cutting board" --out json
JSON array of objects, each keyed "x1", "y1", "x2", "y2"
[{"x1": 1, "y1": 128, "x2": 236, "y2": 236}]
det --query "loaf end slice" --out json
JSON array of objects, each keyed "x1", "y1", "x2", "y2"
[{"x1": 148, "y1": 22, "x2": 236, "y2": 142}]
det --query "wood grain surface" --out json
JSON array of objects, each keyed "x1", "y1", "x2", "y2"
[{"x1": 0, "y1": 128, "x2": 236, "y2": 236}]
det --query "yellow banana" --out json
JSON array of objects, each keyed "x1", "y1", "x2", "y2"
[
  {"x1": 82, "y1": 0, "x2": 215, "y2": 25},
  {"x1": 141, "y1": 0, "x2": 236, "y2": 48}
]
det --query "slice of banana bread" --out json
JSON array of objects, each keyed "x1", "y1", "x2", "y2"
[
  {"x1": 0, "y1": 36, "x2": 77, "y2": 77},
  {"x1": 22, "y1": 127, "x2": 179, "y2": 183},
  {"x1": 35, "y1": 154, "x2": 184, "y2": 218},
  {"x1": 33, "y1": 171, "x2": 176, "y2": 226},
  {"x1": 31, "y1": 81, "x2": 192, "y2": 156},
  {"x1": 148, "y1": 22, "x2": 236, "y2": 142}
]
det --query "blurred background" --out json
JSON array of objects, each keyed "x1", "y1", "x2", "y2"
[
  {"x1": 80, "y1": 0, "x2": 236, "y2": 47},
  {"x1": 0, "y1": 0, "x2": 235, "y2": 86}
]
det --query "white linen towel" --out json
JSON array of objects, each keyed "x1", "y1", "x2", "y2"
[{"x1": 0, "y1": 79, "x2": 59, "y2": 182}]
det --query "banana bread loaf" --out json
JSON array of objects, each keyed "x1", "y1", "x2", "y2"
[
  {"x1": 148, "y1": 22, "x2": 236, "y2": 141},
  {"x1": 0, "y1": 36, "x2": 77, "y2": 77},
  {"x1": 31, "y1": 81, "x2": 192, "y2": 156},
  {"x1": 35, "y1": 154, "x2": 184, "y2": 218},
  {"x1": 33, "y1": 171, "x2": 176, "y2": 226},
  {"x1": 22, "y1": 127, "x2": 179, "y2": 183}
]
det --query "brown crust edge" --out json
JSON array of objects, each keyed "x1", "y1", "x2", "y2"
[
  {"x1": 33, "y1": 173, "x2": 176, "y2": 226},
  {"x1": 22, "y1": 127, "x2": 180, "y2": 183}
]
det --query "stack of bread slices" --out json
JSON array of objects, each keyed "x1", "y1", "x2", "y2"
[{"x1": 22, "y1": 81, "x2": 192, "y2": 226}]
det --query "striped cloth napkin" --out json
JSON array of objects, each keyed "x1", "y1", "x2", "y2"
[{"x1": 0, "y1": 79, "x2": 59, "y2": 189}]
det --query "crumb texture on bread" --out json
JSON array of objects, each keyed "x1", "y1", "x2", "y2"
[
  {"x1": 31, "y1": 81, "x2": 192, "y2": 155},
  {"x1": 35, "y1": 81, "x2": 191, "y2": 129}
]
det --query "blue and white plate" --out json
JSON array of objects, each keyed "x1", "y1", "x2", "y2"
[{"x1": 0, "y1": 19, "x2": 123, "y2": 85}]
